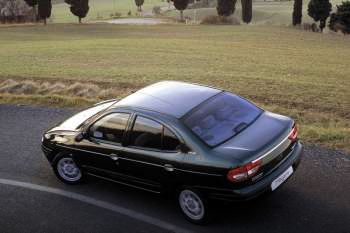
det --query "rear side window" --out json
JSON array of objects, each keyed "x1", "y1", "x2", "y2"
[
  {"x1": 129, "y1": 116, "x2": 162, "y2": 150},
  {"x1": 183, "y1": 92, "x2": 262, "y2": 147},
  {"x1": 129, "y1": 116, "x2": 181, "y2": 151},
  {"x1": 89, "y1": 113, "x2": 130, "y2": 144},
  {"x1": 163, "y1": 127, "x2": 181, "y2": 151}
]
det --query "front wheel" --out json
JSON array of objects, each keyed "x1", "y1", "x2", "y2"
[
  {"x1": 178, "y1": 189, "x2": 209, "y2": 224},
  {"x1": 53, "y1": 153, "x2": 84, "y2": 184}
]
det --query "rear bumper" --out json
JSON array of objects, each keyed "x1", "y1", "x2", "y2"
[{"x1": 201, "y1": 141, "x2": 303, "y2": 201}]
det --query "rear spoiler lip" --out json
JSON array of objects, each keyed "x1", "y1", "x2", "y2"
[{"x1": 252, "y1": 127, "x2": 293, "y2": 163}]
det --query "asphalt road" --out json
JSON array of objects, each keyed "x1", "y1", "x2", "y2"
[{"x1": 0, "y1": 104, "x2": 349, "y2": 233}]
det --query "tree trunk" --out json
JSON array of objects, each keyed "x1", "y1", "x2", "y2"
[
  {"x1": 320, "y1": 20, "x2": 325, "y2": 32},
  {"x1": 79, "y1": 17, "x2": 82, "y2": 23},
  {"x1": 180, "y1": 10, "x2": 183, "y2": 21},
  {"x1": 43, "y1": 18, "x2": 47, "y2": 25},
  {"x1": 292, "y1": 0, "x2": 303, "y2": 26}
]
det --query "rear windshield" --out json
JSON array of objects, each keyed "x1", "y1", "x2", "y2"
[{"x1": 183, "y1": 92, "x2": 262, "y2": 147}]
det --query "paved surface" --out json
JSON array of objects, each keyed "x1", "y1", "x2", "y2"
[
  {"x1": 102, "y1": 18, "x2": 171, "y2": 25},
  {"x1": 0, "y1": 104, "x2": 349, "y2": 233}
]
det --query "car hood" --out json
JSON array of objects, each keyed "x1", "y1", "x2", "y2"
[
  {"x1": 48, "y1": 100, "x2": 116, "y2": 132},
  {"x1": 213, "y1": 111, "x2": 294, "y2": 164}
]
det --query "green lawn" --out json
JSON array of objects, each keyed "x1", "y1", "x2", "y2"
[{"x1": 0, "y1": 24, "x2": 349, "y2": 152}]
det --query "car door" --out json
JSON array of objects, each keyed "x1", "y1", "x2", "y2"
[
  {"x1": 72, "y1": 112, "x2": 131, "y2": 179},
  {"x1": 118, "y1": 115, "x2": 185, "y2": 193}
]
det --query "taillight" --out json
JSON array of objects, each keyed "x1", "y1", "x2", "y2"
[
  {"x1": 288, "y1": 124, "x2": 298, "y2": 141},
  {"x1": 227, "y1": 159, "x2": 262, "y2": 183}
]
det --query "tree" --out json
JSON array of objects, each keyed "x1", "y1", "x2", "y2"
[
  {"x1": 241, "y1": 0, "x2": 252, "y2": 24},
  {"x1": 23, "y1": 0, "x2": 38, "y2": 21},
  {"x1": 292, "y1": 0, "x2": 302, "y2": 25},
  {"x1": 308, "y1": 0, "x2": 332, "y2": 32},
  {"x1": 134, "y1": 0, "x2": 144, "y2": 12},
  {"x1": 0, "y1": 0, "x2": 31, "y2": 23},
  {"x1": 65, "y1": 0, "x2": 89, "y2": 23},
  {"x1": 172, "y1": 0, "x2": 189, "y2": 21},
  {"x1": 217, "y1": 0, "x2": 237, "y2": 17},
  {"x1": 38, "y1": 0, "x2": 51, "y2": 24},
  {"x1": 24, "y1": 0, "x2": 37, "y2": 6},
  {"x1": 329, "y1": 1, "x2": 350, "y2": 34}
]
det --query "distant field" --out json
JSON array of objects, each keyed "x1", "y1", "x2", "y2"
[
  {"x1": 167, "y1": 0, "x2": 345, "y2": 24},
  {"x1": 50, "y1": 0, "x2": 345, "y2": 24},
  {"x1": 51, "y1": 0, "x2": 168, "y2": 23},
  {"x1": 0, "y1": 24, "x2": 349, "y2": 152}
]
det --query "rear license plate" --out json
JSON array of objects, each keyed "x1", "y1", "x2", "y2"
[{"x1": 271, "y1": 166, "x2": 293, "y2": 191}]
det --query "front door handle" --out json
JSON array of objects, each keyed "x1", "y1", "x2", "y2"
[{"x1": 164, "y1": 164, "x2": 174, "y2": 172}]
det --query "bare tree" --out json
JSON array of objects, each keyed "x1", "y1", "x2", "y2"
[{"x1": 0, "y1": 0, "x2": 31, "y2": 23}]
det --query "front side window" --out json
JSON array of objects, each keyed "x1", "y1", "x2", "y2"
[
  {"x1": 89, "y1": 113, "x2": 130, "y2": 144},
  {"x1": 129, "y1": 116, "x2": 181, "y2": 151},
  {"x1": 183, "y1": 92, "x2": 263, "y2": 147}
]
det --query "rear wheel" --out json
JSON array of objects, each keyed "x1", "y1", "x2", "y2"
[
  {"x1": 178, "y1": 188, "x2": 209, "y2": 224},
  {"x1": 53, "y1": 153, "x2": 84, "y2": 184}
]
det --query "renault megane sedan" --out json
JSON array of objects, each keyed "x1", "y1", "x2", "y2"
[{"x1": 42, "y1": 81, "x2": 302, "y2": 224}]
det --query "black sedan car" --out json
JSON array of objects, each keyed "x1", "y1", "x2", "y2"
[{"x1": 42, "y1": 81, "x2": 302, "y2": 224}]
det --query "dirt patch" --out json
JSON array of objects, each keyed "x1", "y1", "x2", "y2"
[{"x1": 0, "y1": 79, "x2": 139, "y2": 100}]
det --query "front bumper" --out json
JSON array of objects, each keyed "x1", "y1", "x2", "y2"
[
  {"x1": 206, "y1": 141, "x2": 303, "y2": 201},
  {"x1": 41, "y1": 143, "x2": 56, "y2": 163}
]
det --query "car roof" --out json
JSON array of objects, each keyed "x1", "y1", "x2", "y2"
[{"x1": 112, "y1": 81, "x2": 222, "y2": 118}]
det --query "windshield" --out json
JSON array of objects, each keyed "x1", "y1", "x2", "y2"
[
  {"x1": 183, "y1": 92, "x2": 263, "y2": 147},
  {"x1": 58, "y1": 101, "x2": 115, "y2": 130}
]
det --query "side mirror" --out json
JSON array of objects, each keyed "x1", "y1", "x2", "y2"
[
  {"x1": 179, "y1": 143, "x2": 191, "y2": 154},
  {"x1": 75, "y1": 132, "x2": 86, "y2": 142}
]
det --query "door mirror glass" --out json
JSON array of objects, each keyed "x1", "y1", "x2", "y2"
[{"x1": 75, "y1": 132, "x2": 86, "y2": 142}]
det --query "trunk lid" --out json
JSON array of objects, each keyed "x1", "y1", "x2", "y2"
[{"x1": 214, "y1": 111, "x2": 294, "y2": 165}]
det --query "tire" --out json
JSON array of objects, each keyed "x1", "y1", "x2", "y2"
[
  {"x1": 52, "y1": 153, "x2": 84, "y2": 185},
  {"x1": 178, "y1": 188, "x2": 209, "y2": 224}
]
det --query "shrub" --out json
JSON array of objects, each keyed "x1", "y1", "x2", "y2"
[
  {"x1": 201, "y1": 15, "x2": 240, "y2": 25},
  {"x1": 308, "y1": 0, "x2": 332, "y2": 32},
  {"x1": 329, "y1": 1, "x2": 350, "y2": 34},
  {"x1": 302, "y1": 22, "x2": 320, "y2": 32},
  {"x1": 217, "y1": 0, "x2": 237, "y2": 17},
  {"x1": 110, "y1": 12, "x2": 121, "y2": 18},
  {"x1": 152, "y1": 6, "x2": 161, "y2": 15}
]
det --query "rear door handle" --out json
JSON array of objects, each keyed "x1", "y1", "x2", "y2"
[
  {"x1": 164, "y1": 164, "x2": 174, "y2": 172},
  {"x1": 110, "y1": 153, "x2": 119, "y2": 161}
]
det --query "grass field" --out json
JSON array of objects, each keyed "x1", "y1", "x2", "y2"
[{"x1": 0, "y1": 24, "x2": 349, "y2": 152}]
